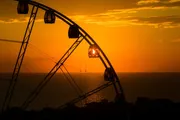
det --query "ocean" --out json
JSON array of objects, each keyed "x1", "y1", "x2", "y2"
[{"x1": 0, "y1": 72, "x2": 180, "y2": 110}]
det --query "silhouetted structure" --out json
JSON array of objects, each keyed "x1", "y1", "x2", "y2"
[
  {"x1": 3, "y1": 0, "x2": 126, "y2": 113},
  {"x1": 44, "y1": 10, "x2": 56, "y2": 24},
  {"x1": 68, "y1": 25, "x2": 80, "y2": 38},
  {"x1": 1, "y1": 97, "x2": 180, "y2": 120}
]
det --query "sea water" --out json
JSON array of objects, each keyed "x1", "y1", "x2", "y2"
[{"x1": 0, "y1": 72, "x2": 180, "y2": 110}]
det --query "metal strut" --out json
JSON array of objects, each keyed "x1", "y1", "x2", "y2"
[
  {"x1": 60, "y1": 81, "x2": 113, "y2": 109},
  {"x1": 62, "y1": 65, "x2": 83, "y2": 95},
  {"x1": 2, "y1": 5, "x2": 38, "y2": 112},
  {"x1": 21, "y1": 36, "x2": 85, "y2": 109},
  {"x1": 0, "y1": 39, "x2": 23, "y2": 44},
  {"x1": 59, "y1": 66, "x2": 81, "y2": 96}
]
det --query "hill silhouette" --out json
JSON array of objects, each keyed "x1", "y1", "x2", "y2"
[{"x1": 1, "y1": 97, "x2": 180, "y2": 120}]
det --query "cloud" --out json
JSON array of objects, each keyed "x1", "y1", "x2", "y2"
[
  {"x1": 69, "y1": 6, "x2": 180, "y2": 28},
  {"x1": 137, "y1": 0, "x2": 180, "y2": 7},
  {"x1": 137, "y1": 0, "x2": 160, "y2": 5},
  {"x1": 1, "y1": 7, "x2": 180, "y2": 28},
  {"x1": 0, "y1": 17, "x2": 43, "y2": 24},
  {"x1": 1, "y1": 1, "x2": 180, "y2": 28},
  {"x1": 133, "y1": 15, "x2": 180, "y2": 28}
]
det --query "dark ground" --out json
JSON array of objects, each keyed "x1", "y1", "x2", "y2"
[{"x1": 1, "y1": 97, "x2": 180, "y2": 120}]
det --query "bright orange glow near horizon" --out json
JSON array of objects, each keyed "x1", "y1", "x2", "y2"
[{"x1": 1, "y1": 0, "x2": 180, "y2": 73}]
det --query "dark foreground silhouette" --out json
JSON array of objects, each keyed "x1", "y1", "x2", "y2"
[{"x1": 1, "y1": 97, "x2": 180, "y2": 120}]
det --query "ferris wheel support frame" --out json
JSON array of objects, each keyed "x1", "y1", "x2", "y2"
[
  {"x1": 2, "y1": 5, "x2": 38, "y2": 112},
  {"x1": 3, "y1": 0, "x2": 126, "y2": 110}
]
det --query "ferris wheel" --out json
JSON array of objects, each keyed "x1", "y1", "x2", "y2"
[{"x1": 2, "y1": 0, "x2": 125, "y2": 112}]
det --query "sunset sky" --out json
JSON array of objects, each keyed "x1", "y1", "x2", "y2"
[{"x1": 0, "y1": 0, "x2": 180, "y2": 73}]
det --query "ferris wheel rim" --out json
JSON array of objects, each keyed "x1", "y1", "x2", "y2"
[
  {"x1": 26, "y1": 0, "x2": 123, "y2": 84},
  {"x1": 13, "y1": 0, "x2": 125, "y2": 108},
  {"x1": 20, "y1": 0, "x2": 113, "y2": 68}
]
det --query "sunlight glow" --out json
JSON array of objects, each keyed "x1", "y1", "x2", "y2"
[{"x1": 92, "y1": 49, "x2": 96, "y2": 55}]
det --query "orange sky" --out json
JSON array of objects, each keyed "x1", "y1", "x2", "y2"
[{"x1": 0, "y1": 0, "x2": 180, "y2": 73}]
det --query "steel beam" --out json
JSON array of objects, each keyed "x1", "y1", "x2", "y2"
[{"x1": 2, "y1": 5, "x2": 38, "y2": 112}]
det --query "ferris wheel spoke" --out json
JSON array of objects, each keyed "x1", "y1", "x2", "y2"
[
  {"x1": 60, "y1": 67, "x2": 81, "y2": 96},
  {"x1": 62, "y1": 65, "x2": 83, "y2": 94},
  {"x1": 21, "y1": 36, "x2": 84, "y2": 109},
  {"x1": 59, "y1": 81, "x2": 113, "y2": 109}
]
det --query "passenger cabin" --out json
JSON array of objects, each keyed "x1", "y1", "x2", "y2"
[
  {"x1": 17, "y1": 1, "x2": 29, "y2": 14},
  {"x1": 44, "y1": 10, "x2": 56, "y2": 24},
  {"x1": 104, "y1": 68, "x2": 114, "y2": 81},
  {"x1": 68, "y1": 25, "x2": 80, "y2": 38},
  {"x1": 88, "y1": 44, "x2": 100, "y2": 58}
]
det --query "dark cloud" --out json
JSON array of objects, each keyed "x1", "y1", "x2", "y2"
[
  {"x1": 1, "y1": 0, "x2": 180, "y2": 27},
  {"x1": 39, "y1": 0, "x2": 140, "y2": 15},
  {"x1": 138, "y1": 0, "x2": 180, "y2": 7},
  {"x1": 0, "y1": 0, "x2": 140, "y2": 17},
  {"x1": 112, "y1": 15, "x2": 180, "y2": 27},
  {"x1": 133, "y1": 15, "x2": 180, "y2": 25},
  {"x1": 1, "y1": 0, "x2": 180, "y2": 18},
  {"x1": 69, "y1": 13, "x2": 180, "y2": 28}
]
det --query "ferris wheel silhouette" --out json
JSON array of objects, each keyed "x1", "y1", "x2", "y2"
[{"x1": 2, "y1": 0, "x2": 125, "y2": 112}]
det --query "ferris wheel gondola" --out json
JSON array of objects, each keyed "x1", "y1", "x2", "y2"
[
  {"x1": 68, "y1": 25, "x2": 80, "y2": 38},
  {"x1": 44, "y1": 10, "x2": 56, "y2": 24},
  {"x1": 17, "y1": 0, "x2": 29, "y2": 14}
]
